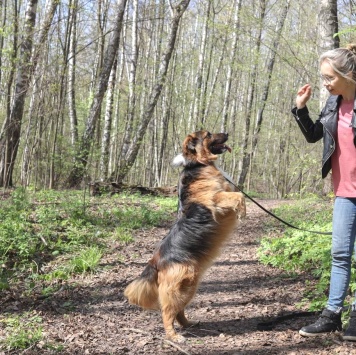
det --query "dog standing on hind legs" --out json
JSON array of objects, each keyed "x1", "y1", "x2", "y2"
[{"x1": 124, "y1": 130, "x2": 246, "y2": 343}]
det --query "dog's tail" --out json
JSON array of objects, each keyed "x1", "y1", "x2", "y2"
[{"x1": 124, "y1": 263, "x2": 159, "y2": 310}]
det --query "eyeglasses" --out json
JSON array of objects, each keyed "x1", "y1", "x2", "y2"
[{"x1": 320, "y1": 74, "x2": 336, "y2": 84}]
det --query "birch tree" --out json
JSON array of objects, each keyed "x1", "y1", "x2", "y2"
[
  {"x1": 113, "y1": 0, "x2": 191, "y2": 184},
  {"x1": 21, "y1": 0, "x2": 62, "y2": 186},
  {"x1": 237, "y1": 0, "x2": 266, "y2": 187},
  {"x1": 319, "y1": 0, "x2": 339, "y2": 194},
  {"x1": 3, "y1": 0, "x2": 18, "y2": 126},
  {"x1": 0, "y1": 0, "x2": 38, "y2": 187},
  {"x1": 0, "y1": 0, "x2": 58, "y2": 187},
  {"x1": 191, "y1": 1, "x2": 210, "y2": 126},
  {"x1": 220, "y1": 0, "x2": 241, "y2": 132},
  {"x1": 319, "y1": 0, "x2": 339, "y2": 106},
  {"x1": 66, "y1": 0, "x2": 128, "y2": 188},
  {"x1": 238, "y1": 0, "x2": 290, "y2": 188},
  {"x1": 0, "y1": 0, "x2": 7, "y2": 88},
  {"x1": 68, "y1": 0, "x2": 79, "y2": 146},
  {"x1": 0, "y1": 0, "x2": 352, "y2": 197},
  {"x1": 120, "y1": 0, "x2": 138, "y2": 165},
  {"x1": 100, "y1": 58, "x2": 118, "y2": 181}
]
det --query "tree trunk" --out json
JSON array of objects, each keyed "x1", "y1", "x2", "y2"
[
  {"x1": 204, "y1": 35, "x2": 227, "y2": 124},
  {"x1": 0, "y1": 0, "x2": 58, "y2": 187},
  {"x1": 114, "y1": 0, "x2": 191, "y2": 184},
  {"x1": 100, "y1": 58, "x2": 118, "y2": 181},
  {"x1": 3, "y1": 0, "x2": 18, "y2": 127},
  {"x1": 238, "y1": 0, "x2": 290, "y2": 189},
  {"x1": 220, "y1": 0, "x2": 241, "y2": 132},
  {"x1": 66, "y1": 0, "x2": 128, "y2": 188},
  {"x1": 237, "y1": 0, "x2": 266, "y2": 188},
  {"x1": 0, "y1": 0, "x2": 6, "y2": 88},
  {"x1": 68, "y1": 0, "x2": 79, "y2": 146},
  {"x1": 318, "y1": 0, "x2": 339, "y2": 107},
  {"x1": 0, "y1": 0, "x2": 38, "y2": 187},
  {"x1": 191, "y1": 1, "x2": 210, "y2": 126},
  {"x1": 319, "y1": 0, "x2": 339, "y2": 195},
  {"x1": 120, "y1": 0, "x2": 138, "y2": 162}
]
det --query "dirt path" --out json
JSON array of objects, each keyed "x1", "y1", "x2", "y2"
[{"x1": 2, "y1": 199, "x2": 356, "y2": 354}]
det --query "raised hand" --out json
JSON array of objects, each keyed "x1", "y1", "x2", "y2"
[{"x1": 296, "y1": 84, "x2": 312, "y2": 109}]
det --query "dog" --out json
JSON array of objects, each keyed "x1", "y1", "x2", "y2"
[{"x1": 124, "y1": 130, "x2": 246, "y2": 342}]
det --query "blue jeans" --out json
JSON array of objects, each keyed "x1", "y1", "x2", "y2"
[{"x1": 327, "y1": 197, "x2": 356, "y2": 312}]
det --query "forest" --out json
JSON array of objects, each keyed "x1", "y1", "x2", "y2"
[
  {"x1": 1, "y1": 1, "x2": 356, "y2": 353},
  {"x1": 0, "y1": 0, "x2": 354, "y2": 197}
]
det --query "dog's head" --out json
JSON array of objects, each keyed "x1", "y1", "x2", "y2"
[{"x1": 173, "y1": 130, "x2": 231, "y2": 167}]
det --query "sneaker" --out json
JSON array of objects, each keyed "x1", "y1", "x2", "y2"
[
  {"x1": 343, "y1": 311, "x2": 356, "y2": 341},
  {"x1": 299, "y1": 309, "x2": 342, "y2": 337}
]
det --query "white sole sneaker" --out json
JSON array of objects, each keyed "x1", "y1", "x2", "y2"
[
  {"x1": 299, "y1": 329, "x2": 324, "y2": 337},
  {"x1": 343, "y1": 335, "x2": 356, "y2": 341}
]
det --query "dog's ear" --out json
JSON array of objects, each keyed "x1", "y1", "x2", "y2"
[
  {"x1": 182, "y1": 134, "x2": 199, "y2": 165},
  {"x1": 182, "y1": 135, "x2": 196, "y2": 154},
  {"x1": 186, "y1": 136, "x2": 198, "y2": 152}
]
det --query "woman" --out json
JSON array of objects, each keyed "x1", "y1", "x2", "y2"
[{"x1": 292, "y1": 44, "x2": 356, "y2": 340}]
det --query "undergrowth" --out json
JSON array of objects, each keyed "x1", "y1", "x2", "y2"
[
  {"x1": 0, "y1": 187, "x2": 176, "y2": 287},
  {"x1": 258, "y1": 196, "x2": 356, "y2": 311},
  {"x1": 1, "y1": 312, "x2": 43, "y2": 350},
  {"x1": 0, "y1": 187, "x2": 176, "y2": 351}
]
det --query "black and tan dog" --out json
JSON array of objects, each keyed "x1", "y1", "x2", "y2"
[{"x1": 124, "y1": 130, "x2": 246, "y2": 342}]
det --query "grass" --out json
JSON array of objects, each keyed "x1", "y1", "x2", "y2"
[
  {"x1": 0, "y1": 187, "x2": 177, "y2": 351},
  {"x1": 257, "y1": 195, "x2": 356, "y2": 311},
  {"x1": 68, "y1": 246, "x2": 103, "y2": 274},
  {"x1": 1, "y1": 312, "x2": 43, "y2": 350},
  {"x1": 0, "y1": 188, "x2": 176, "y2": 272},
  {"x1": 1, "y1": 188, "x2": 347, "y2": 350},
  {"x1": 0, "y1": 188, "x2": 176, "y2": 276}
]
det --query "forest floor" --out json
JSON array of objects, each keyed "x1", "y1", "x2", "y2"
[{"x1": 2, "y1": 199, "x2": 356, "y2": 354}]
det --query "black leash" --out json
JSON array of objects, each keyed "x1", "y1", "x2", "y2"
[
  {"x1": 222, "y1": 173, "x2": 333, "y2": 330},
  {"x1": 224, "y1": 175, "x2": 332, "y2": 236}
]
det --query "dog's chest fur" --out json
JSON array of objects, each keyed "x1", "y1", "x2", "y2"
[{"x1": 179, "y1": 164, "x2": 232, "y2": 210}]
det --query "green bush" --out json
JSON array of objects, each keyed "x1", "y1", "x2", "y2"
[
  {"x1": 258, "y1": 197, "x2": 342, "y2": 310},
  {"x1": 0, "y1": 188, "x2": 178, "y2": 350},
  {"x1": 0, "y1": 188, "x2": 176, "y2": 278}
]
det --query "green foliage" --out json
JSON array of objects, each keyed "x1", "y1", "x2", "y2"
[
  {"x1": 258, "y1": 197, "x2": 342, "y2": 311},
  {"x1": 0, "y1": 188, "x2": 177, "y2": 350},
  {"x1": 0, "y1": 278, "x2": 9, "y2": 291},
  {"x1": 41, "y1": 269, "x2": 70, "y2": 282},
  {"x1": 114, "y1": 227, "x2": 134, "y2": 244},
  {"x1": 68, "y1": 246, "x2": 103, "y2": 274},
  {"x1": 334, "y1": 27, "x2": 356, "y2": 38},
  {"x1": 0, "y1": 188, "x2": 176, "y2": 277},
  {"x1": 1, "y1": 312, "x2": 43, "y2": 350}
]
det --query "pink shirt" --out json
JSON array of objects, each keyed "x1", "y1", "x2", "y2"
[{"x1": 331, "y1": 99, "x2": 356, "y2": 197}]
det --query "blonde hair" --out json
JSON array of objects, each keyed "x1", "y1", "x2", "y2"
[{"x1": 320, "y1": 44, "x2": 356, "y2": 83}]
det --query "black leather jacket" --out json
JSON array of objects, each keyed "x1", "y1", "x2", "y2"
[{"x1": 291, "y1": 95, "x2": 356, "y2": 179}]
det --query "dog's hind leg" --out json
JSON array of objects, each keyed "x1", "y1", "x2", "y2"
[
  {"x1": 161, "y1": 304, "x2": 186, "y2": 343},
  {"x1": 158, "y1": 265, "x2": 199, "y2": 342},
  {"x1": 176, "y1": 309, "x2": 199, "y2": 328}
]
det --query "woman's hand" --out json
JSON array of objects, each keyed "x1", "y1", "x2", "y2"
[{"x1": 296, "y1": 84, "x2": 312, "y2": 109}]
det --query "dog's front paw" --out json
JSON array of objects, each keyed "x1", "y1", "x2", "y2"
[
  {"x1": 234, "y1": 195, "x2": 246, "y2": 219},
  {"x1": 168, "y1": 333, "x2": 186, "y2": 343}
]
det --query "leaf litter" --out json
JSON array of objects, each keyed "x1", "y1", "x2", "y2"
[{"x1": 1, "y1": 200, "x2": 356, "y2": 354}]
